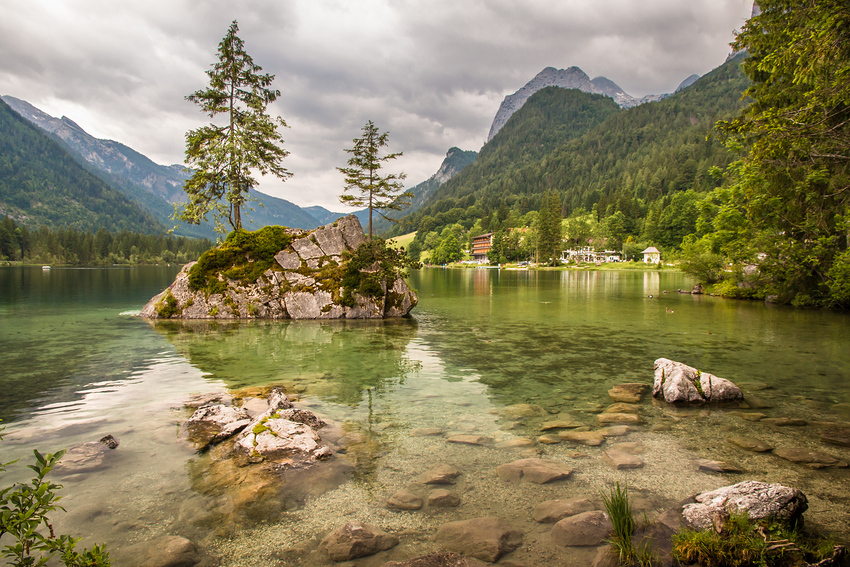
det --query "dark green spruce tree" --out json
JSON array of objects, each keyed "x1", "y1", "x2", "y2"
[
  {"x1": 178, "y1": 20, "x2": 292, "y2": 233},
  {"x1": 537, "y1": 191, "x2": 563, "y2": 266},
  {"x1": 338, "y1": 120, "x2": 410, "y2": 239}
]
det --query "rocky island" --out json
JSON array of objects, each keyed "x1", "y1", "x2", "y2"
[{"x1": 141, "y1": 215, "x2": 417, "y2": 320}]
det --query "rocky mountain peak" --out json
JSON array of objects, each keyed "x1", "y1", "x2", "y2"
[{"x1": 486, "y1": 67, "x2": 677, "y2": 142}]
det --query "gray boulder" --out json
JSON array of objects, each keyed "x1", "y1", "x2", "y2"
[
  {"x1": 653, "y1": 358, "x2": 743, "y2": 403},
  {"x1": 319, "y1": 521, "x2": 399, "y2": 561},
  {"x1": 434, "y1": 517, "x2": 522, "y2": 562},
  {"x1": 681, "y1": 481, "x2": 808, "y2": 530}
]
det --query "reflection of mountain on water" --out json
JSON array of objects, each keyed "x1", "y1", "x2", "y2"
[{"x1": 148, "y1": 318, "x2": 420, "y2": 404}]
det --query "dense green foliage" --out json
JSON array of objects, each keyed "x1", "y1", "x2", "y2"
[
  {"x1": 338, "y1": 120, "x2": 409, "y2": 239},
  {"x1": 178, "y1": 20, "x2": 292, "y2": 233},
  {"x1": 187, "y1": 225, "x2": 293, "y2": 294},
  {"x1": 339, "y1": 239, "x2": 421, "y2": 306},
  {"x1": 0, "y1": 216, "x2": 211, "y2": 266},
  {"x1": 1, "y1": 433, "x2": 110, "y2": 566},
  {"x1": 685, "y1": 0, "x2": 850, "y2": 307},
  {"x1": 0, "y1": 99, "x2": 164, "y2": 234},
  {"x1": 672, "y1": 512, "x2": 836, "y2": 567}
]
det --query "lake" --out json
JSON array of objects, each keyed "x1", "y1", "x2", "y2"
[{"x1": 1, "y1": 265, "x2": 849, "y2": 566}]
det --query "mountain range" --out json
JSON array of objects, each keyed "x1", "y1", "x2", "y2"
[
  {"x1": 486, "y1": 66, "x2": 698, "y2": 141},
  {"x1": 1, "y1": 95, "x2": 363, "y2": 237},
  {"x1": 2, "y1": 59, "x2": 707, "y2": 240}
]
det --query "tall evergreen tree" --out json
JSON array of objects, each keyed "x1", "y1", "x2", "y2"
[
  {"x1": 178, "y1": 20, "x2": 292, "y2": 233},
  {"x1": 338, "y1": 120, "x2": 410, "y2": 239},
  {"x1": 537, "y1": 191, "x2": 563, "y2": 266}
]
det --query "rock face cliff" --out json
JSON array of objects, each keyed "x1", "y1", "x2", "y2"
[
  {"x1": 486, "y1": 67, "x2": 668, "y2": 141},
  {"x1": 140, "y1": 215, "x2": 417, "y2": 320}
]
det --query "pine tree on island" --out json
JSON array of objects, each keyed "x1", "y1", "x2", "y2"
[{"x1": 177, "y1": 20, "x2": 292, "y2": 234}]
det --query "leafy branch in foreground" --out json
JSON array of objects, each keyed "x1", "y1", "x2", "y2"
[{"x1": 0, "y1": 430, "x2": 110, "y2": 566}]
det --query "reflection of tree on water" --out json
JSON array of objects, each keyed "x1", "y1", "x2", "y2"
[{"x1": 147, "y1": 318, "x2": 419, "y2": 405}]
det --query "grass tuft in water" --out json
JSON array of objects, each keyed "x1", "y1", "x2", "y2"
[{"x1": 602, "y1": 482, "x2": 658, "y2": 566}]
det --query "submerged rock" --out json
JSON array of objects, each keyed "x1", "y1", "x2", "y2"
[
  {"x1": 772, "y1": 447, "x2": 848, "y2": 469},
  {"x1": 387, "y1": 489, "x2": 424, "y2": 511},
  {"x1": 53, "y1": 435, "x2": 120, "y2": 475},
  {"x1": 319, "y1": 521, "x2": 399, "y2": 561},
  {"x1": 533, "y1": 498, "x2": 597, "y2": 523},
  {"x1": 421, "y1": 464, "x2": 461, "y2": 485},
  {"x1": 140, "y1": 216, "x2": 417, "y2": 320},
  {"x1": 495, "y1": 458, "x2": 574, "y2": 484},
  {"x1": 551, "y1": 511, "x2": 613, "y2": 547},
  {"x1": 434, "y1": 517, "x2": 523, "y2": 562},
  {"x1": 726, "y1": 434, "x2": 773, "y2": 453},
  {"x1": 681, "y1": 481, "x2": 808, "y2": 530},
  {"x1": 120, "y1": 535, "x2": 207, "y2": 567},
  {"x1": 608, "y1": 383, "x2": 648, "y2": 403},
  {"x1": 653, "y1": 358, "x2": 743, "y2": 404}
]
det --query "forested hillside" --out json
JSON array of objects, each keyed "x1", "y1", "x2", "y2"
[
  {"x1": 0, "y1": 99, "x2": 165, "y2": 233},
  {"x1": 391, "y1": 55, "x2": 749, "y2": 242}
]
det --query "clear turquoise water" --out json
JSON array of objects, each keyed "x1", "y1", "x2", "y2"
[{"x1": 1, "y1": 266, "x2": 848, "y2": 566}]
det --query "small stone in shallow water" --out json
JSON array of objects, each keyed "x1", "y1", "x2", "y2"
[
  {"x1": 597, "y1": 426, "x2": 632, "y2": 437},
  {"x1": 319, "y1": 521, "x2": 399, "y2": 561},
  {"x1": 428, "y1": 489, "x2": 461, "y2": 507},
  {"x1": 773, "y1": 447, "x2": 848, "y2": 469},
  {"x1": 726, "y1": 434, "x2": 773, "y2": 453},
  {"x1": 762, "y1": 417, "x2": 807, "y2": 427},
  {"x1": 693, "y1": 458, "x2": 744, "y2": 473},
  {"x1": 596, "y1": 413, "x2": 643, "y2": 425},
  {"x1": 604, "y1": 403, "x2": 640, "y2": 414},
  {"x1": 602, "y1": 449, "x2": 644, "y2": 470},
  {"x1": 551, "y1": 511, "x2": 613, "y2": 547},
  {"x1": 421, "y1": 464, "x2": 461, "y2": 485},
  {"x1": 608, "y1": 383, "x2": 648, "y2": 403},
  {"x1": 609, "y1": 442, "x2": 644, "y2": 454},
  {"x1": 495, "y1": 458, "x2": 574, "y2": 484},
  {"x1": 559, "y1": 430, "x2": 605, "y2": 446},
  {"x1": 387, "y1": 489, "x2": 424, "y2": 511},
  {"x1": 447, "y1": 434, "x2": 490, "y2": 446},
  {"x1": 495, "y1": 438, "x2": 535, "y2": 449},
  {"x1": 532, "y1": 498, "x2": 597, "y2": 523},
  {"x1": 539, "y1": 419, "x2": 582, "y2": 431},
  {"x1": 537, "y1": 434, "x2": 561, "y2": 444},
  {"x1": 735, "y1": 412, "x2": 767, "y2": 422},
  {"x1": 434, "y1": 517, "x2": 523, "y2": 563},
  {"x1": 821, "y1": 427, "x2": 850, "y2": 447}
]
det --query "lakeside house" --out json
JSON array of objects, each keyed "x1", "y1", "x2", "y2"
[
  {"x1": 642, "y1": 246, "x2": 661, "y2": 264},
  {"x1": 471, "y1": 233, "x2": 493, "y2": 262},
  {"x1": 561, "y1": 247, "x2": 622, "y2": 264}
]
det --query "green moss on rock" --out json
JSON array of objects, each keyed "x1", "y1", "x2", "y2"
[{"x1": 188, "y1": 226, "x2": 293, "y2": 294}]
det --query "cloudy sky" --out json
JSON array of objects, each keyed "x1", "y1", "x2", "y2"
[{"x1": 1, "y1": 0, "x2": 753, "y2": 211}]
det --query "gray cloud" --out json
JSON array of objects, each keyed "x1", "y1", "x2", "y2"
[{"x1": 0, "y1": 0, "x2": 753, "y2": 210}]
